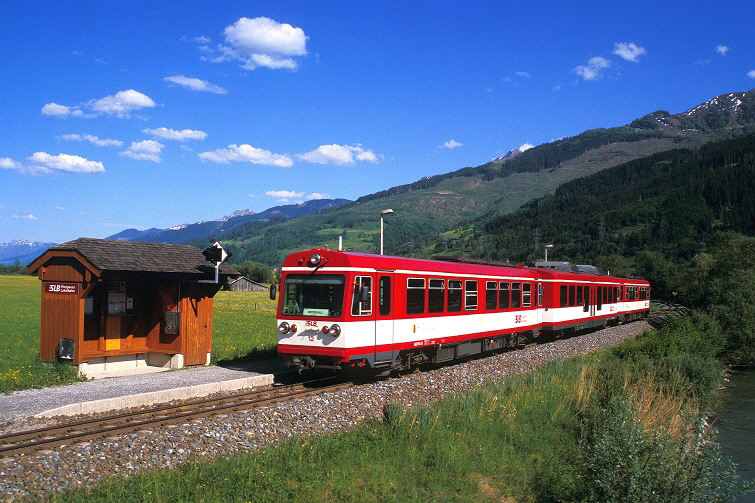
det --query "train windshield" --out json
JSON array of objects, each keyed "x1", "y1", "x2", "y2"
[{"x1": 281, "y1": 274, "x2": 345, "y2": 317}]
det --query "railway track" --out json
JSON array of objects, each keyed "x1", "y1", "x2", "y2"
[{"x1": 0, "y1": 378, "x2": 353, "y2": 459}]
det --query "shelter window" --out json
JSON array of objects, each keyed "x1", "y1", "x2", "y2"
[{"x1": 108, "y1": 281, "x2": 126, "y2": 315}]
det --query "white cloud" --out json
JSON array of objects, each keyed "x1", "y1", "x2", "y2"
[
  {"x1": 306, "y1": 192, "x2": 331, "y2": 200},
  {"x1": 120, "y1": 140, "x2": 164, "y2": 162},
  {"x1": 612, "y1": 42, "x2": 647, "y2": 62},
  {"x1": 12, "y1": 214, "x2": 38, "y2": 220},
  {"x1": 1, "y1": 157, "x2": 25, "y2": 171},
  {"x1": 199, "y1": 144, "x2": 294, "y2": 167},
  {"x1": 164, "y1": 75, "x2": 228, "y2": 94},
  {"x1": 519, "y1": 143, "x2": 534, "y2": 151},
  {"x1": 59, "y1": 134, "x2": 123, "y2": 147},
  {"x1": 265, "y1": 190, "x2": 330, "y2": 203},
  {"x1": 89, "y1": 90, "x2": 156, "y2": 118},
  {"x1": 716, "y1": 44, "x2": 730, "y2": 56},
  {"x1": 27, "y1": 152, "x2": 105, "y2": 173},
  {"x1": 748, "y1": 70, "x2": 755, "y2": 78},
  {"x1": 515, "y1": 71, "x2": 531, "y2": 78},
  {"x1": 142, "y1": 127, "x2": 208, "y2": 141},
  {"x1": 573, "y1": 56, "x2": 611, "y2": 81},
  {"x1": 209, "y1": 17, "x2": 308, "y2": 70},
  {"x1": 297, "y1": 144, "x2": 379, "y2": 165},
  {"x1": 41, "y1": 102, "x2": 74, "y2": 118},
  {"x1": 442, "y1": 139, "x2": 464, "y2": 149}
]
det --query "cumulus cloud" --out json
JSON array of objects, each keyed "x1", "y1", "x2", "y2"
[
  {"x1": 716, "y1": 44, "x2": 730, "y2": 56},
  {"x1": 207, "y1": 17, "x2": 308, "y2": 70},
  {"x1": 59, "y1": 134, "x2": 123, "y2": 147},
  {"x1": 573, "y1": 56, "x2": 611, "y2": 81},
  {"x1": 142, "y1": 127, "x2": 208, "y2": 141},
  {"x1": 44, "y1": 90, "x2": 156, "y2": 119},
  {"x1": 442, "y1": 139, "x2": 463, "y2": 149},
  {"x1": 198, "y1": 144, "x2": 294, "y2": 167},
  {"x1": 27, "y1": 152, "x2": 105, "y2": 174},
  {"x1": 297, "y1": 144, "x2": 379, "y2": 165},
  {"x1": 265, "y1": 190, "x2": 330, "y2": 203},
  {"x1": 519, "y1": 143, "x2": 534, "y2": 151},
  {"x1": 612, "y1": 42, "x2": 647, "y2": 62},
  {"x1": 120, "y1": 140, "x2": 164, "y2": 162},
  {"x1": 749, "y1": 70, "x2": 755, "y2": 79},
  {"x1": 41, "y1": 102, "x2": 78, "y2": 118},
  {"x1": 164, "y1": 75, "x2": 228, "y2": 94},
  {"x1": 89, "y1": 90, "x2": 156, "y2": 118}
]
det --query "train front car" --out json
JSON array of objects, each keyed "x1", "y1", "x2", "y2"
[{"x1": 276, "y1": 248, "x2": 375, "y2": 371}]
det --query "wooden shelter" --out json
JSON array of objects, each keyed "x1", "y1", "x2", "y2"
[{"x1": 28, "y1": 238, "x2": 239, "y2": 374}]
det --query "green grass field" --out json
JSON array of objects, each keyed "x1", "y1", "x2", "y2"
[{"x1": 0, "y1": 276, "x2": 278, "y2": 393}]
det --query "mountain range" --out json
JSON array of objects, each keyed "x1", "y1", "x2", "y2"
[{"x1": 4, "y1": 87, "x2": 754, "y2": 267}]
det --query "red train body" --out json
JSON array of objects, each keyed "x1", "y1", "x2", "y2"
[{"x1": 276, "y1": 249, "x2": 650, "y2": 372}]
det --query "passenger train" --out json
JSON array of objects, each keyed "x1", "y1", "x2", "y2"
[{"x1": 275, "y1": 248, "x2": 650, "y2": 372}]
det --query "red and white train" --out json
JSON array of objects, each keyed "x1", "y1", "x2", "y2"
[{"x1": 275, "y1": 248, "x2": 650, "y2": 372}]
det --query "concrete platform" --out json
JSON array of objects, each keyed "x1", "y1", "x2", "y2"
[{"x1": 0, "y1": 359, "x2": 293, "y2": 422}]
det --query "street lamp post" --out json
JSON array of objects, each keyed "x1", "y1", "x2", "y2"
[
  {"x1": 380, "y1": 209, "x2": 394, "y2": 255},
  {"x1": 544, "y1": 244, "x2": 554, "y2": 262}
]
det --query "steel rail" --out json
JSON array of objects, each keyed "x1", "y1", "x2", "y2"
[{"x1": 0, "y1": 378, "x2": 352, "y2": 459}]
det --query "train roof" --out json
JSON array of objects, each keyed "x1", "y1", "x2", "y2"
[{"x1": 281, "y1": 248, "x2": 648, "y2": 285}]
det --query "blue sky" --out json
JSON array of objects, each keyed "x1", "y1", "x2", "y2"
[{"x1": 2, "y1": 0, "x2": 754, "y2": 244}]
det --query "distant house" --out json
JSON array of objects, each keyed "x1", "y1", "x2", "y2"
[
  {"x1": 27, "y1": 238, "x2": 240, "y2": 375},
  {"x1": 227, "y1": 276, "x2": 268, "y2": 292}
]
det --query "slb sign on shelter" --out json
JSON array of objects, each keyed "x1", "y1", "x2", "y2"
[{"x1": 46, "y1": 283, "x2": 79, "y2": 295}]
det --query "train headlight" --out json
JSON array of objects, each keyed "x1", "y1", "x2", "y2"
[
  {"x1": 328, "y1": 324, "x2": 341, "y2": 337},
  {"x1": 278, "y1": 322, "x2": 290, "y2": 335},
  {"x1": 308, "y1": 253, "x2": 322, "y2": 267}
]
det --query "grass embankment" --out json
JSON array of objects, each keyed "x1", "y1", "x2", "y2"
[
  {"x1": 47, "y1": 315, "x2": 752, "y2": 503},
  {"x1": 0, "y1": 277, "x2": 277, "y2": 393}
]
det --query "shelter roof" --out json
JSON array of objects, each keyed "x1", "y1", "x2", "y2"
[{"x1": 29, "y1": 237, "x2": 239, "y2": 277}]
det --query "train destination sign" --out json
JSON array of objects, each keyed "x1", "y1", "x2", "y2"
[{"x1": 46, "y1": 283, "x2": 79, "y2": 295}]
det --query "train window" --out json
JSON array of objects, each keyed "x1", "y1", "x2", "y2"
[
  {"x1": 577, "y1": 285, "x2": 583, "y2": 306},
  {"x1": 379, "y1": 276, "x2": 391, "y2": 316},
  {"x1": 351, "y1": 276, "x2": 373, "y2": 316},
  {"x1": 597, "y1": 286, "x2": 603, "y2": 311},
  {"x1": 429, "y1": 279, "x2": 445, "y2": 313},
  {"x1": 569, "y1": 285, "x2": 576, "y2": 307},
  {"x1": 522, "y1": 282, "x2": 531, "y2": 307},
  {"x1": 407, "y1": 278, "x2": 426, "y2": 314},
  {"x1": 583, "y1": 287, "x2": 589, "y2": 312},
  {"x1": 448, "y1": 280, "x2": 462, "y2": 312},
  {"x1": 640, "y1": 286, "x2": 650, "y2": 300},
  {"x1": 499, "y1": 282, "x2": 510, "y2": 309},
  {"x1": 486, "y1": 281, "x2": 497, "y2": 310},
  {"x1": 512, "y1": 282, "x2": 521, "y2": 309},
  {"x1": 465, "y1": 281, "x2": 478, "y2": 310},
  {"x1": 538, "y1": 283, "x2": 544, "y2": 307},
  {"x1": 282, "y1": 274, "x2": 345, "y2": 317},
  {"x1": 560, "y1": 285, "x2": 567, "y2": 307}
]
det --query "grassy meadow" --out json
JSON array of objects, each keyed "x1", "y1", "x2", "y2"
[
  {"x1": 47, "y1": 315, "x2": 752, "y2": 503},
  {"x1": 0, "y1": 276, "x2": 278, "y2": 393}
]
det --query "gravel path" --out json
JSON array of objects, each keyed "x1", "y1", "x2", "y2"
[{"x1": 0, "y1": 321, "x2": 650, "y2": 501}]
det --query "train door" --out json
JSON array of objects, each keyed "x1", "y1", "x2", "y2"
[
  {"x1": 589, "y1": 286, "x2": 596, "y2": 317},
  {"x1": 375, "y1": 273, "x2": 395, "y2": 365}
]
